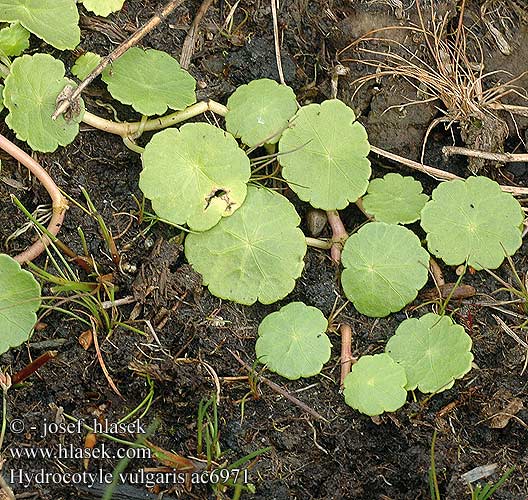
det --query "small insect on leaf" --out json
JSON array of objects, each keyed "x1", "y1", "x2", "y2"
[{"x1": 185, "y1": 187, "x2": 307, "y2": 305}]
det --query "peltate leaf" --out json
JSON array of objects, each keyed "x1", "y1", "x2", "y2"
[
  {"x1": 386, "y1": 313, "x2": 473, "y2": 393},
  {"x1": 255, "y1": 302, "x2": 331, "y2": 380},
  {"x1": 81, "y1": 0, "x2": 125, "y2": 16},
  {"x1": 4, "y1": 54, "x2": 84, "y2": 153},
  {"x1": 0, "y1": 22, "x2": 29, "y2": 56},
  {"x1": 343, "y1": 353, "x2": 407, "y2": 416},
  {"x1": 185, "y1": 186, "x2": 307, "y2": 305},
  {"x1": 0, "y1": 0, "x2": 80, "y2": 50},
  {"x1": 420, "y1": 176, "x2": 523, "y2": 270},
  {"x1": 102, "y1": 47, "x2": 196, "y2": 116},
  {"x1": 278, "y1": 99, "x2": 371, "y2": 210},
  {"x1": 71, "y1": 52, "x2": 101, "y2": 80},
  {"x1": 0, "y1": 254, "x2": 41, "y2": 354},
  {"x1": 362, "y1": 173, "x2": 428, "y2": 224},
  {"x1": 225, "y1": 78, "x2": 297, "y2": 147},
  {"x1": 341, "y1": 222, "x2": 430, "y2": 317},
  {"x1": 140, "y1": 123, "x2": 250, "y2": 232}
]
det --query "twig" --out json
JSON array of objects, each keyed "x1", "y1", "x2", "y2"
[
  {"x1": 326, "y1": 210, "x2": 348, "y2": 263},
  {"x1": 101, "y1": 295, "x2": 136, "y2": 309},
  {"x1": 180, "y1": 0, "x2": 215, "y2": 69},
  {"x1": 228, "y1": 349, "x2": 328, "y2": 422},
  {"x1": 12, "y1": 351, "x2": 58, "y2": 385},
  {"x1": 339, "y1": 323, "x2": 355, "y2": 389},
  {"x1": 493, "y1": 314, "x2": 528, "y2": 349},
  {"x1": 270, "y1": 0, "x2": 285, "y2": 84},
  {"x1": 370, "y1": 145, "x2": 528, "y2": 196},
  {"x1": 53, "y1": 0, "x2": 186, "y2": 119},
  {"x1": 0, "y1": 134, "x2": 68, "y2": 264},
  {"x1": 443, "y1": 146, "x2": 528, "y2": 163}
]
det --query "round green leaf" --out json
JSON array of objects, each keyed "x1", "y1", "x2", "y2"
[
  {"x1": 140, "y1": 123, "x2": 250, "y2": 232},
  {"x1": 420, "y1": 176, "x2": 523, "y2": 270},
  {"x1": 0, "y1": 0, "x2": 80, "y2": 50},
  {"x1": 185, "y1": 186, "x2": 307, "y2": 305},
  {"x1": 0, "y1": 22, "x2": 30, "y2": 56},
  {"x1": 4, "y1": 54, "x2": 84, "y2": 153},
  {"x1": 81, "y1": 0, "x2": 125, "y2": 17},
  {"x1": 278, "y1": 99, "x2": 371, "y2": 210},
  {"x1": 341, "y1": 222, "x2": 430, "y2": 317},
  {"x1": 362, "y1": 173, "x2": 428, "y2": 224},
  {"x1": 343, "y1": 353, "x2": 407, "y2": 416},
  {"x1": 386, "y1": 313, "x2": 473, "y2": 393},
  {"x1": 71, "y1": 52, "x2": 101, "y2": 80},
  {"x1": 102, "y1": 47, "x2": 196, "y2": 116},
  {"x1": 0, "y1": 254, "x2": 41, "y2": 354},
  {"x1": 225, "y1": 78, "x2": 297, "y2": 147},
  {"x1": 255, "y1": 302, "x2": 331, "y2": 380}
]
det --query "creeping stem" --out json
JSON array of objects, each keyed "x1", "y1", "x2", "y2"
[
  {"x1": 0, "y1": 134, "x2": 68, "y2": 264},
  {"x1": 82, "y1": 100, "x2": 228, "y2": 138},
  {"x1": 339, "y1": 323, "x2": 356, "y2": 388},
  {"x1": 326, "y1": 210, "x2": 348, "y2": 263}
]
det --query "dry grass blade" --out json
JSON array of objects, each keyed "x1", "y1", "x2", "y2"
[
  {"x1": 91, "y1": 319, "x2": 124, "y2": 399},
  {"x1": 492, "y1": 314, "x2": 528, "y2": 349},
  {"x1": 271, "y1": 0, "x2": 285, "y2": 84},
  {"x1": 338, "y1": 0, "x2": 528, "y2": 169}
]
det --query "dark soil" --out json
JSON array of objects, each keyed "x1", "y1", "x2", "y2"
[{"x1": 1, "y1": 1, "x2": 528, "y2": 499}]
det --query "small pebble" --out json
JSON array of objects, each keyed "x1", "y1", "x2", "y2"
[{"x1": 306, "y1": 208, "x2": 327, "y2": 237}]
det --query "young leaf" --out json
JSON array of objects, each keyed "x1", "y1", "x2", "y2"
[
  {"x1": 71, "y1": 52, "x2": 101, "y2": 80},
  {"x1": 81, "y1": 0, "x2": 125, "y2": 17},
  {"x1": 343, "y1": 353, "x2": 407, "y2": 416},
  {"x1": 0, "y1": 254, "x2": 41, "y2": 355},
  {"x1": 255, "y1": 302, "x2": 331, "y2": 380},
  {"x1": 341, "y1": 222, "x2": 429, "y2": 317},
  {"x1": 4, "y1": 54, "x2": 84, "y2": 153},
  {"x1": 185, "y1": 186, "x2": 306, "y2": 305},
  {"x1": 0, "y1": 0, "x2": 80, "y2": 50},
  {"x1": 420, "y1": 176, "x2": 523, "y2": 270},
  {"x1": 140, "y1": 123, "x2": 250, "y2": 231},
  {"x1": 278, "y1": 99, "x2": 371, "y2": 210},
  {"x1": 102, "y1": 47, "x2": 196, "y2": 116},
  {"x1": 386, "y1": 313, "x2": 473, "y2": 393},
  {"x1": 225, "y1": 78, "x2": 297, "y2": 147},
  {"x1": 362, "y1": 173, "x2": 428, "y2": 224},
  {"x1": 0, "y1": 22, "x2": 30, "y2": 56}
]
